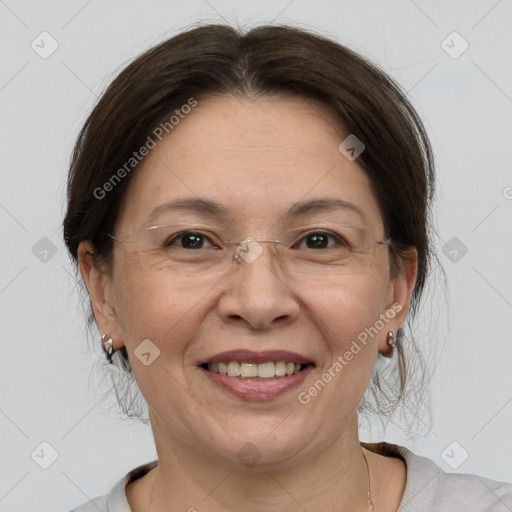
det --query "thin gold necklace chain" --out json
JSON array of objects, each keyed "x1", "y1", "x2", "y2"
[
  {"x1": 149, "y1": 447, "x2": 374, "y2": 511},
  {"x1": 362, "y1": 447, "x2": 375, "y2": 511}
]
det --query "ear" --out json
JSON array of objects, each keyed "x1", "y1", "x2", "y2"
[
  {"x1": 77, "y1": 240, "x2": 124, "y2": 351},
  {"x1": 379, "y1": 247, "x2": 418, "y2": 357}
]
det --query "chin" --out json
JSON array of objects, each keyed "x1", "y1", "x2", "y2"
[{"x1": 200, "y1": 419, "x2": 316, "y2": 471}]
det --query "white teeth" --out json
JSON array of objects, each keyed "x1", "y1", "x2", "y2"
[
  {"x1": 275, "y1": 361, "x2": 287, "y2": 377},
  {"x1": 258, "y1": 362, "x2": 275, "y2": 378},
  {"x1": 227, "y1": 361, "x2": 241, "y2": 377},
  {"x1": 206, "y1": 361, "x2": 308, "y2": 379},
  {"x1": 240, "y1": 363, "x2": 258, "y2": 378}
]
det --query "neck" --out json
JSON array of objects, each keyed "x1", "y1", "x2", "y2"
[{"x1": 148, "y1": 413, "x2": 374, "y2": 512}]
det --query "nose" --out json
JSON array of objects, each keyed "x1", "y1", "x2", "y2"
[{"x1": 217, "y1": 241, "x2": 300, "y2": 330}]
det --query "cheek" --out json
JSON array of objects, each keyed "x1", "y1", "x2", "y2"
[
  {"x1": 307, "y1": 271, "x2": 389, "y2": 341},
  {"x1": 303, "y1": 273, "x2": 388, "y2": 396},
  {"x1": 112, "y1": 273, "x2": 206, "y2": 419},
  {"x1": 113, "y1": 269, "x2": 203, "y2": 357}
]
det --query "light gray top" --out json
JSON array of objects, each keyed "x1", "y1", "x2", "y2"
[{"x1": 68, "y1": 442, "x2": 512, "y2": 511}]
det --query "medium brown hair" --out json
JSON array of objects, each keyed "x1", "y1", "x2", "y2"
[{"x1": 63, "y1": 23, "x2": 443, "y2": 430}]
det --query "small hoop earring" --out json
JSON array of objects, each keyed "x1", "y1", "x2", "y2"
[
  {"x1": 386, "y1": 331, "x2": 396, "y2": 349},
  {"x1": 101, "y1": 334, "x2": 114, "y2": 363}
]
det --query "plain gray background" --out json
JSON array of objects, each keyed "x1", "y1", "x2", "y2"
[{"x1": 1, "y1": 1, "x2": 511, "y2": 510}]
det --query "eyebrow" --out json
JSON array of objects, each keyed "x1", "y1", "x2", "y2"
[{"x1": 145, "y1": 197, "x2": 366, "y2": 225}]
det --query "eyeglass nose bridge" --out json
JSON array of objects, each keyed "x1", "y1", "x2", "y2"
[{"x1": 223, "y1": 237, "x2": 284, "y2": 264}]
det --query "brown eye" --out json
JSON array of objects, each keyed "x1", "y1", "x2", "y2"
[
  {"x1": 166, "y1": 232, "x2": 215, "y2": 249},
  {"x1": 296, "y1": 231, "x2": 346, "y2": 250}
]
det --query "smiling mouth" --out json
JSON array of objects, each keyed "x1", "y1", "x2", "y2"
[{"x1": 201, "y1": 361, "x2": 314, "y2": 380}]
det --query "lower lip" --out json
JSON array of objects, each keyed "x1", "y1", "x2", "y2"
[{"x1": 200, "y1": 365, "x2": 314, "y2": 401}]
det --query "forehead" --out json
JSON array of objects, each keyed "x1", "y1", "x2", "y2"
[{"x1": 116, "y1": 94, "x2": 384, "y2": 233}]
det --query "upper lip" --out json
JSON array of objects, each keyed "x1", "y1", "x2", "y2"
[{"x1": 197, "y1": 349, "x2": 315, "y2": 366}]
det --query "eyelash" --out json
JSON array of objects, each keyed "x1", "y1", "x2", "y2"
[{"x1": 164, "y1": 230, "x2": 349, "y2": 249}]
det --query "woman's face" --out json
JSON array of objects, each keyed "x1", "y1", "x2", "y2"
[{"x1": 83, "y1": 94, "x2": 415, "y2": 469}]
